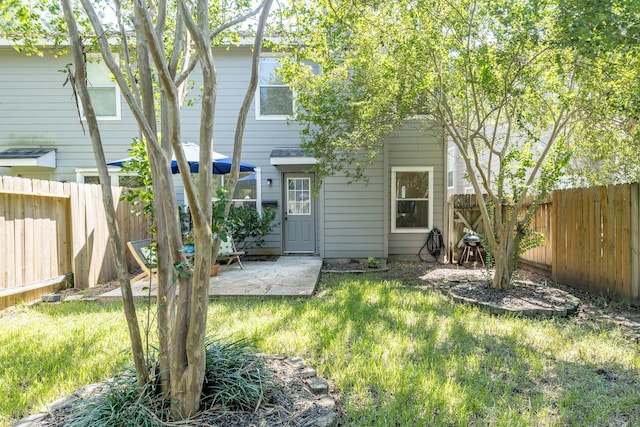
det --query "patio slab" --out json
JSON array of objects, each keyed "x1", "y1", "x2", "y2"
[{"x1": 97, "y1": 256, "x2": 322, "y2": 300}]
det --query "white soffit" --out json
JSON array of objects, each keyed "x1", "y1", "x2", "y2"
[{"x1": 0, "y1": 148, "x2": 56, "y2": 168}]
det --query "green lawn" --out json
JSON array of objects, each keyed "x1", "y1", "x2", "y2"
[{"x1": 1, "y1": 273, "x2": 639, "y2": 426}]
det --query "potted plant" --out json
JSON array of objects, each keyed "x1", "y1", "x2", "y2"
[
  {"x1": 210, "y1": 262, "x2": 220, "y2": 277},
  {"x1": 182, "y1": 231, "x2": 195, "y2": 255}
]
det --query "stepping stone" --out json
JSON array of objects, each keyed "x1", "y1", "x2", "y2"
[
  {"x1": 317, "y1": 394, "x2": 336, "y2": 410},
  {"x1": 285, "y1": 356, "x2": 306, "y2": 369},
  {"x1": 299, "y1": 367, "x2": 317, "y2": 378},
  {"x1": 311, "y1": 412, "x2": 338, "y2": 427},
  {"x1": 307, "y1": 377, "x2": 329, "y2": 395}
]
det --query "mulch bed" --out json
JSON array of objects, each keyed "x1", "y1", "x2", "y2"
[
  {"x1": 447, "y1": 280, "x2": 581, "y2": 316},
  {"x1": 33, "y1": 356, "x2": 339, "y2": 427}
]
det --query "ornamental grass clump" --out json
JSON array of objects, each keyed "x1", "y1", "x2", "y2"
[
  {"x1": 65, "y1": 337, "x2": 273, "y2": 426},
  {"x1": 201, "y1": 337, "x2": 274, "y2": 411},
  {"x1": 65, "y1": 369, "x2": 167, "y2": 427}
]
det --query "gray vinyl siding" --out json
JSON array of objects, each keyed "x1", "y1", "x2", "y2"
[
  {"x1": 319, "y1": 120, "x2": 446, "y2": 260},
  {"x1": 387, "y1": 122, "x2": 446, "y2": 257},
  {"x1": 181, "y1": 48, "x2": 304, "y2": 159},
  {"x1": 0, "y1": 45, "x2": 303, "y2": 182},
  {"x1": 0, "y1": 46, "x2": 139, "y2": 182},
  {"x1": 320, "y1": 159, "x2": 386, "y2": 259}
]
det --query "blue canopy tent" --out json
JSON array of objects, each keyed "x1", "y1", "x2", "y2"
[{"x1": 107, "y1": 141, "x2": 255, "y2": 174}]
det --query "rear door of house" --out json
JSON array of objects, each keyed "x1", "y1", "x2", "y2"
[{"x1": 283, "y1": 173, "x2": 316, "y2": 253}]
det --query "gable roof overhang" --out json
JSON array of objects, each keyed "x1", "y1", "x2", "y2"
[
  {"x1": 0, "y1": 148, "x2": 56, "y2": 168},
  {"x1": 270, "y1": 148, "x2": 316, "y2": 166}
]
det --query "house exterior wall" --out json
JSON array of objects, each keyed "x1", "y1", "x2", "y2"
[
  {"x1": 320, "y1": 159, "x2": 386, "y2": 259},
  {"x1": 387, "y1": 122, "x2": 447, "y2": 258},
  {"x1": 0, "y1": 46, "x2": 139, "y2": 181},
  {"x1": 319, "y1": 121, "x2": 447, "y2": 260},
  {"x1": 1, "y1": 42, "x2": 446, "y2": 259}
]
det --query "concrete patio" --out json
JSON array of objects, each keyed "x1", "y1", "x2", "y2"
[{"x1": 98, "y1": 256, "x2": 322, "y2": 300}]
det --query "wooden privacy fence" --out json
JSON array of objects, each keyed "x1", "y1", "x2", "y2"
[
  {"x1": 448, "y1": 183, "x2": 640, "y2": 305},
  {"x1": 1, "y1": 176, "x2": 149, "y2": 307},
  {"x1": 517, "y1": 198, "x2": 553, "y2": 274},
  {"x1": 553, "y1": 184, "x2": 639, "y2": 305}
]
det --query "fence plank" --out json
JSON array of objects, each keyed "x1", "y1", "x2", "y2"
[
  {"x1": 14, "y1": 193, "x2": 25, "y2": 286},
  {"x1": 551, "y1": 191, "x2": 559, "y2": 282},
  {"x1": 566, "y1": 189, "x2": 575, "y2": 287},
  {"x1": 619, "y1": 184, "x2": 632, "y2": 299},
  {"x1": 605, "y1": 185, "x2": 614, "y2": 294},
  {"x1": 587, "y1": 187, "x2": 599, "y2": 291},
  {"x1": 0, "y1": 193, "x2": 5, "y2": 289},
  {"x1": 631, "y1": 183, "x2": 640, "y2": 303}
]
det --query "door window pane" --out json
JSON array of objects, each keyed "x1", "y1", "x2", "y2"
[{"x1": 287, "y1": 178, "x2": 310, "y2": 215}]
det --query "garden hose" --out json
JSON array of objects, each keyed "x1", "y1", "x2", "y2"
[{"x1": 419, "y1": 227, "x2": 446, "y2": 263}]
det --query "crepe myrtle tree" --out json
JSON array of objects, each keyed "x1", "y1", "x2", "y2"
[
  {"x1": 4, "y1": 0, "x2": 274, "y2": 419},
  {"x1": 279, "y1": 0, "x2": 629, "y2": 289},
  {"x1": 553, "y1": 0, "x2": 640, "y2": 187}
]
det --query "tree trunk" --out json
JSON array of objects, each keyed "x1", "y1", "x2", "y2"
[
  {"x1": 490, "y1": 227, "x2": 517, "y2": 289},
  {"x1": 492, "y1": 249, "x2": 515, "y2": 289},
  {"x1": 61, "y1": 0, "x2": 149, "y2": 386}
]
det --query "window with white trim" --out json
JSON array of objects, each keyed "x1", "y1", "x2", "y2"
[
  {"x1": 230, "y1": 169, "x2": 262, "y2": 214},
  {"x1": 391, "y1": 167, "x2": 433, "y2": 233},
  {"x1": 84, "y1": 54, "x2": 121, "y2": 120},
  {"x1": 256, "y1": 56, "x2": 293, "y2": 119},
  {"x1": 76, "y1": 169, "x2": 141, "y2": 186}
]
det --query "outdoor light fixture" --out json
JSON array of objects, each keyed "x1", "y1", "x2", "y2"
[{"x1": 267, "y1": 178, "x2": 273, "y2": 186}]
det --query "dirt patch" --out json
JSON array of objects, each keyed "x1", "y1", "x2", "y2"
[
  {"x1": 323, "y1": 259, "x2": 389, "y2": 273},
  {"x1": 57, "y1": 281, "x2": 121, "y2": 299}
]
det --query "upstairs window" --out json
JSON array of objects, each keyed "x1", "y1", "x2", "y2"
[
  {"x1": 391, "y1": 167, "x2": 433, "y2": 233},
  {"x1": 84, "y1": 54, "x2": 121, "y2": 120},
  {"x1": 256, "y1": 56, "x2": 293, "y2": 119}
]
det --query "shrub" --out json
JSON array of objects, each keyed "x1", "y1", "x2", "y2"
[{"x1": 226, "y1": 205, "x2": 278, "y2": 251}]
